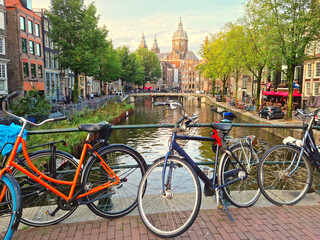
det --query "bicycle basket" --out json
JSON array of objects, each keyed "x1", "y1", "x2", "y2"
[{"x1": 0, "y1": 123, "x2": 27, "y2": 157}]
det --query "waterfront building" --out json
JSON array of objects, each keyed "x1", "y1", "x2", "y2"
[
  {"x1": 0, "y1": 0, "x2": 9, "y2": 96},
  {"x1": 34, "y1": 8, "x2": 62, "y2": 103},
  {"x1": 6, "y1": 0, "x2": 45, "y2": 94},
  {"x1": 301, "y1": 40, "x2": 320, "y2": 108}
]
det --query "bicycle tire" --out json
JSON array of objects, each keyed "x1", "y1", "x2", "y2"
[
  {"x1": 138, "y1": 156, "x2": 201, "y2": 238},
  {"x1": 12, "y1": 150, "x2": 79, "y2": 227},
  {"x1": 0, "y1": 173, "x2": 21, "y2": 240},
  {"x1": 82, "y1": 144, "x2": 147, "y2": 218},
  {"x1": 218, "y1": 144, "x2": 261, "y2": 207},
  {"x1": 257, "y1": 144, "x2": 312, "y2": 206}
]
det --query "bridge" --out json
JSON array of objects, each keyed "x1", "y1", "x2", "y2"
[{"x1": 128, "y1": 92, "x2": 209, "y2": 103}]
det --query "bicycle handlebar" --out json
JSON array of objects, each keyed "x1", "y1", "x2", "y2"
[
  {"x1": 295, "y1": 109, "x2": 314, "y2": 118},
  {"x1": 5, "y1": 91, "x2": 20, "y2": 101}
]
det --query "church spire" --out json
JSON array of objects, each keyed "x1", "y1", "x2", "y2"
[
  {"x1": 151, "y1": 35, "x2": 160, "y2": 53},
  {"x1": 139, "y1": 31, "x2": 148, "y2": 49}
]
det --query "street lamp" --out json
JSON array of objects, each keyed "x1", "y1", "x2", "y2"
[{"x1": 29, "y1": 77, "x2": 38, "y2": 89}]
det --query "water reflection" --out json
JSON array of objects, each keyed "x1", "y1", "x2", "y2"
[{"x1": 109, "y1": 96, "x2": 283, "y2": 165}]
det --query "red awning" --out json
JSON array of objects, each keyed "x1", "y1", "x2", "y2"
[{"x1": 262, "y1": 91, "x2": 301, "y2": 97}]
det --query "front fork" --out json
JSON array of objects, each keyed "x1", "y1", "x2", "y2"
[{"x1": 161, "y1": 151, "x2": 172, "y2": 195}]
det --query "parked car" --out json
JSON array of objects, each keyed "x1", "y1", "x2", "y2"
[{"x1": 258, "y1": 106, "x2": 285, "y2": 120}]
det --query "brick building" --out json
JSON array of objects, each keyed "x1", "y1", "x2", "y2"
[
  {"x1": 0, "y1": 0, "x2": 9, "y2": 95},
  {"x1": 6, "y1": 0, "x2": 45, "y2": 94}
]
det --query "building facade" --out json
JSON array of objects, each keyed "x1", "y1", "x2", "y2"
[
  {"x1": 0, "y1": 0, "x2": 9, "y2": 95},
  {"x1": 6, "y1": 0, "x2": 45, "y2": 94},
  {"x1": 34, "y1": 8, "x2": 61, "y2": 103}
]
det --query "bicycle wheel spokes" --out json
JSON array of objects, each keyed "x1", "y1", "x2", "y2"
[
  {"x1": 138, "y1": 157, "x2": 201, "y2": 238},
  {"x1": 13, "y1": 150, "x2": 79, "y2": 226},
  {"x1": 258, "y1": 145, "x2": 312, "y2": 206},
  {"x1": 0, "y1": 182, "x2": 13, "y2": 239},
  {"x1": 220, "y1": 145, "x2": 261, "y2": 207},
  {"x1": 84, "y1": 146, "x2": 146, "y2": 218}
]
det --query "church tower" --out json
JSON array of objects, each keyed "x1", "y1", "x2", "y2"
[
  {"x1": 151, "y1": 35, "x2": 160, "y2": 53},
  {"x1": 172, "y1": 18, "x2": 188, "y2": 59},
  {"x1": 139, "y1": 31, "x2": 148, "y2": 49}
]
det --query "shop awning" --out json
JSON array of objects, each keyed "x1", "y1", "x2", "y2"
[{"x1": 262, "y1": 91, "x2": 301, "y2": 97}]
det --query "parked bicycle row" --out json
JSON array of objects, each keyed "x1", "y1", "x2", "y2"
[{"x1": 0, "y1": 91, "x2": 319, "y2": 239}]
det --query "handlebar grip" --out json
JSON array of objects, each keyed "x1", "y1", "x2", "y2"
[
  {"x1": 5, "y1": 91, "x2": 19, "y2": 101},
  {"x1": 52, "y1": 116, "x2": 67, "y2": 122},
  {"x1": 154, "y1": 102, "x2": 168, "y2": 106}
]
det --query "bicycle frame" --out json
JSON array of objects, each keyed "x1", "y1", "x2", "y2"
[
  {"x1": 0, "y1": 132, "x2": 120, "y2": 204},
  {"x1": 161, "y1": 131, "x2": 248, "y2": 195}
]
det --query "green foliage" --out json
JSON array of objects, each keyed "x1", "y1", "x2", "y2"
[
  {"x1": 117, "y1": 46, "x2": 144, "y2": 85},
  {"x1": 48, "y1": 0, "x2": 109, "y2": 103},
  {"x1": 27, "y1": 101, "x2": 134, "y2": 157},
  {"x1": 10, "y1": 90, "x2": 51, "y2": 117},
  {"x1": 135, "y1": 48, "x2": 162, "y2": 87}
]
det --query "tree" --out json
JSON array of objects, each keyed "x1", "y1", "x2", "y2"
[
  {"x1": 97, "y1": 43, "x2": 122, "y2": 95},
  {"x1": 117, "y1": 46, "x2": 144, "y2": 87},
  {"x1": 135, "y1": 48, "x2": 162, "y2": 89},
  {"x1": 48, "y1": 0, "x2": 108, "y2": 103},
  {"x1": 199, "y1": 32, "x2": 233, "y2": 102},
  {"x1": 246, "y1": 0, "x2": 320, "y2": 119}
]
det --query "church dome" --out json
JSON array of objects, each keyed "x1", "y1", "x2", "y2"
[{"x1": 172, "y1": 19, "x2": 188, "y2": 41}]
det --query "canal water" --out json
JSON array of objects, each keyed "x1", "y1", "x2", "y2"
[{"x1": 109, "y1": 96, "x2": 283, "y2": 167}]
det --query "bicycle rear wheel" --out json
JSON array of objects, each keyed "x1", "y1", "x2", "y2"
[
  {"x1": 82, "y1": 144, "x2": 147, "y2": 218},
  {"x1": 219, "y1": 144, "x2": 261, "y2": 207},
  {"x1": 0, "y1": 173, "x2": 21, "y2": 240},
  {"x1": 138, "y1": 156, "x2": 201, "y2": 238},
  {"x1": 12, "y1": 150, "x2": 79, "y2": 227},
  {"x1": 257, "y1": 145, "x2": 312, "y2": 206}
]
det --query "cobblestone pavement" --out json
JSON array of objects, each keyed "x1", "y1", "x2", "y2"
[{"x1": 12, "y1": 204, "x2": 320, "y2": 240}]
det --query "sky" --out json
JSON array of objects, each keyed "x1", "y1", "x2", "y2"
[{"x1": 32, "y1": 0, "x2": 246, "y2": 57}]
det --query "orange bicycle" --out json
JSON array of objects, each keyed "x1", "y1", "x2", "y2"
[{"x1": 0, "y1": 92, "x2": 147, "y2": 228}]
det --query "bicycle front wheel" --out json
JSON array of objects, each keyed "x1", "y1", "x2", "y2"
[
  {"x1": 138, "y1": 156, "x2": 201, "y2": 238},
  {"x1": 12, "y1": 150, "x2": 79, "y2": 227},
  {"x1": 219, "y1": 144, "x2": 261, "y2": 207},
  {"x1": 0, "y1": 173, "x2": 21, "y2": 240},
  {"x1": 82, "y1": 144, "x2": 147, "y2": 218},
  {"x1": 257, "y1": 145, "x2": 312, "y2": 206}
]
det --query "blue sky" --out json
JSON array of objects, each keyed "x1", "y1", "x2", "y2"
[{"x1": 32, "y1": 0, "x2": 246, "y2": 56}]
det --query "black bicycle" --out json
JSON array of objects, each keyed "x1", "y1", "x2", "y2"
[
  {"x1": 257, "y1": 108, "x2": 319, "y2": 206},
  {"x1": 137, "y1": 101, "x2": 261, "y2": 238}
]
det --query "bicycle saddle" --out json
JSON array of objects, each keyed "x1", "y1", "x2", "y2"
[
  {"x1": 211, "y1": 123, "x2": 232, "y2": 132},
  {"x1": 78, "y1": 122, "x2": 111, "y2": 133}
]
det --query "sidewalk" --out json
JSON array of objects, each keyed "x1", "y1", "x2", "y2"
[{"x1": 12, "y1": 204, "x2": 320, "y2": 240}]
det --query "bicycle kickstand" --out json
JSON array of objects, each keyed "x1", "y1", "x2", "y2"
[{"x1": 215, "y1": 188, "x2": 234, "y2": 221}]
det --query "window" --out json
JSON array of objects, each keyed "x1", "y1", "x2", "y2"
[
  {"x1": 44, "y1": 20, "x2": 49, "y2": 31},
  {"x1": 0, "y1": 37, "x2": 5, "y2": 54},
  {"x1": 54, "y1": 58, "x2": 58, "y2": 69},
  {"x1": 35, "y1": 24, "x2": 40, "y2": 37},
  {"x1": 23, "y1": 62, "x2": 29, "y2": 78},
  {"x1": 20, "y1": 16, "x2": 26, "y2": 31},
  {"x1": 0, "y1": 64, "x2": 6, "y2": 78},
  {"x1": 307, "y1": 64, "x2": 312, "y2": 78},
  {"x1": 50, "y1": 52, "x2": 54, "y2": 68},
  {"x1": 21, "y1": 38, "x2": 27, "y2": 53},
  {"x1": 30, "y1": 64, "x2": 36, "y2": 77},
  {"x1": 0, "y1": 0, "x2": 4, "y2": 5},
  {"x1": 38, "y1": 65, "x2": 43, "y2": 78},
  {"x1": 305, "y1": 82, "x2": 311, "y2": 96},
  {"x1": 0, "y1": 80, "x2": 4, "y2": 91},
  {"x1": 44, "y1": 35, "x2": 50, "y2": 48},
  {"x1": 0, "y1": 12, "x2": 4, "y2": 30},
  {"x1": 294, "y1": 66, "x2": 301, "y2": 80},
  {"x1": 29, "y1": 41, "x2": 34, "y2": 55},
  {"x1": 45, "y1": 53, "x2": 49, "y2": 68},
  {"x1": 314, "y1": 82, "x2": 320, "y2": 96},
  {"x1": 28, "y1": 20, "x2": 33, "y2": 35},
  {"x1": 315, "y1": 62, "x2": 320, "y2": 77},
  {"x1": 36, "y1": 43, "x2": 41, "y2": 56}
]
